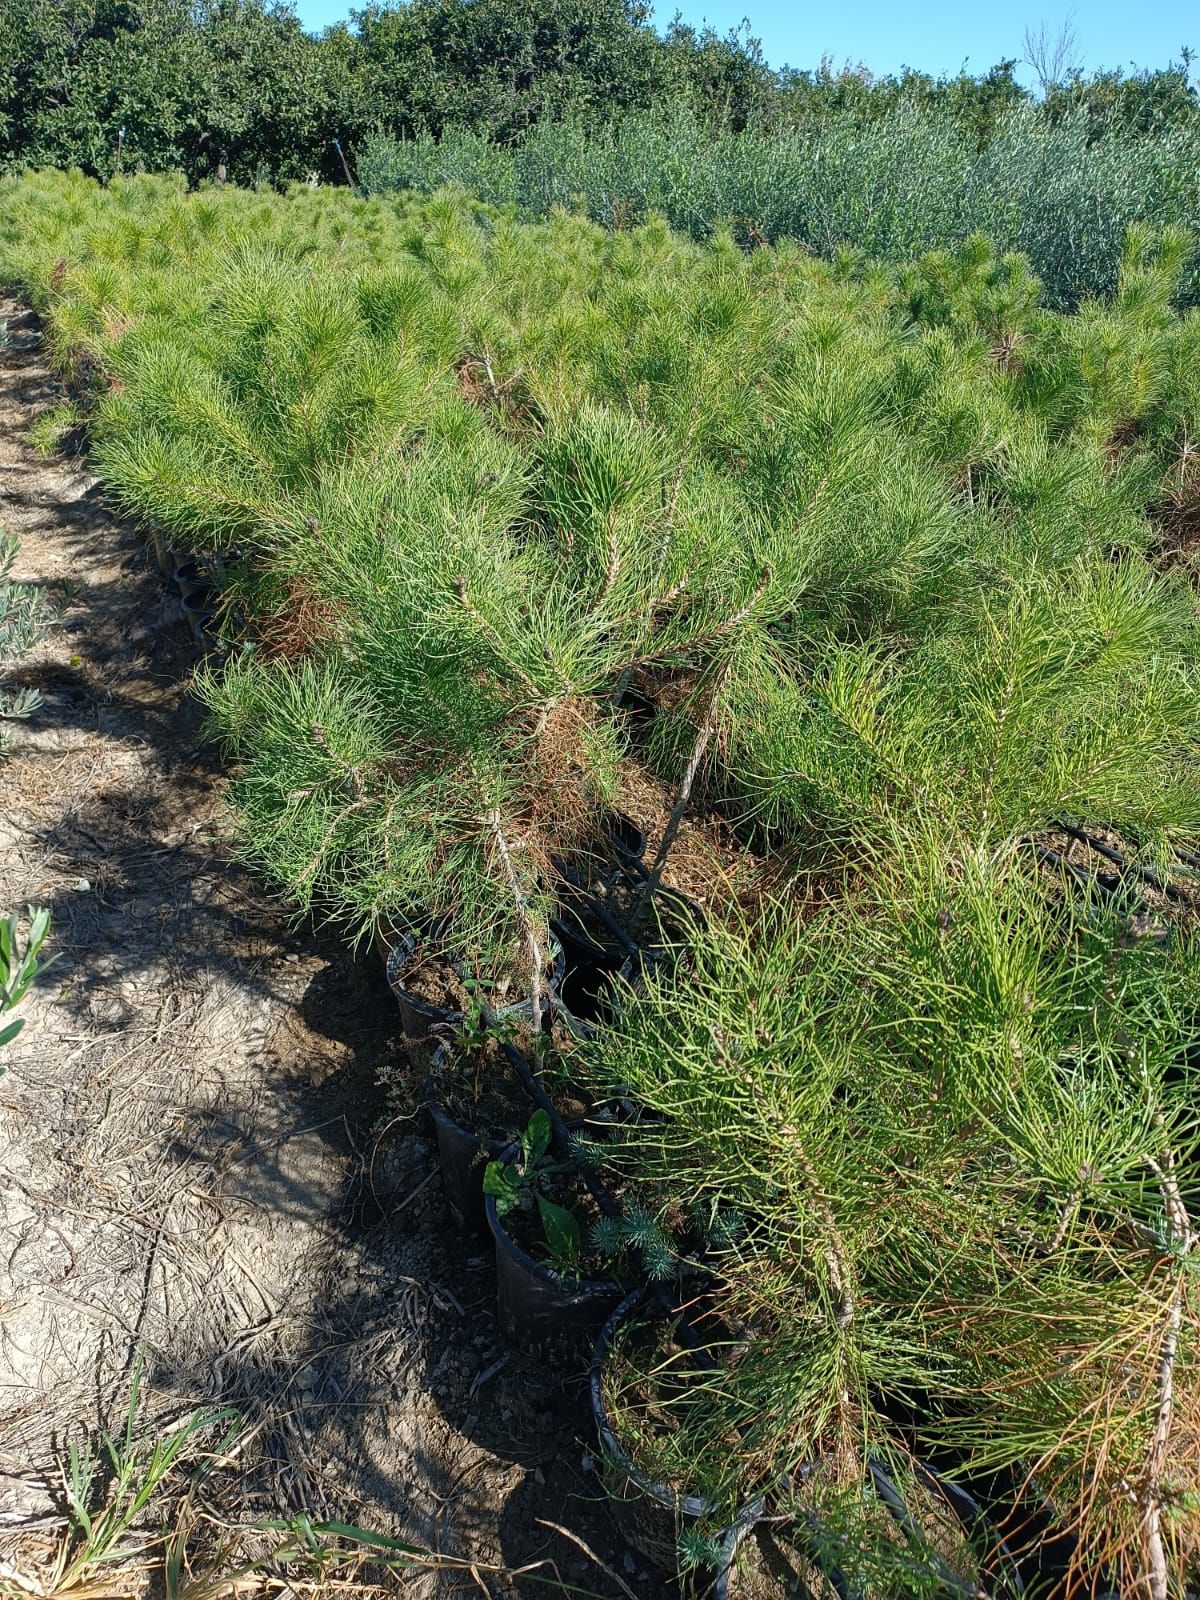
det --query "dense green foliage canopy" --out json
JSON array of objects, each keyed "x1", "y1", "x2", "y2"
[{"x1": 2, "y1": 168, "x2": 1198, "y2": 1597}]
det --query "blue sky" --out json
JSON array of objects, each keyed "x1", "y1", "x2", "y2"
[{"x1": 291, "y1": 0, "x2": 1195, "y2": 83}]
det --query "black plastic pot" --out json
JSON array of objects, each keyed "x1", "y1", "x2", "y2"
[
  {"x1": 425, "y1": 1046, "x2": 522, "y2": 1233},
  {"x1": 712, "y1": 1465, "x2": 1023, "y2": 1600},
  {"x1": 589, "y1": 1289, "x2": 767, "y2": 1572},
  {"x1": 959, "y1": 1463, "x2": 1118, "y2": 1600},
  {"x1": 486, "y1": 1147, "x2": 625, "y2": 1366},
  {"x1": 171, "y1": 557, "x2": 208, "y2": 599},
  {"x1": 387, "y1": 933, "x2": 566, "y2": 1044},
  {"x1": 388, "y1": 933, "x2": 459, "y2": 1043},
  {"x1": 1055, "y1": 820, "x2": 1192, "y2": 905},
  {"x1": 912, "y1": 1463, "x2": 1027, "y2": 1599},
  {"x1": 552, "y1": 896, "x2": 634, "y2": 967},
  {"x1": 181, "y1": 587, "x2": 216, "y2": 641},
  {"x1": 608, "y1": 810, "x2": 647, "y2": 866},
  {"x1": 550, "y1": 910, "x2": 627, "y2": 1027},
  {"x1": 554, "y1": 882, "x2": 700, "y2": 1004}
]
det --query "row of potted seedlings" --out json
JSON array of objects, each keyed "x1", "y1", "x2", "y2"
[
  {"x1": 148, "y1": 529, "x2": 220, "y2": 642},
  {"x1": 26, "y1": 177, "x2": 1197, "y2": 1600},
  {"x1": 398, "y1": 795, "x2": 1200, "y2": 1599},
  {"x1": 149, "y1": 518, "x2": 1181, "y2": 1600},
  {"x1": 378, "y1": 841, "x2": 1081, "y2": 1600},
  {"x1": 150, "y1": 521, "x2": 1195, "y2": 1598}
]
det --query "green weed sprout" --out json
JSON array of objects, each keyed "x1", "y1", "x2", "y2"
[{"x1": 0, "y1": 905, "x2": 52, "y2": 1052}]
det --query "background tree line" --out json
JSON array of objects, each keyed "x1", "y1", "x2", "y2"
[{"x1": 0, "y1": 0, "x2": 1196, "y2": 188}]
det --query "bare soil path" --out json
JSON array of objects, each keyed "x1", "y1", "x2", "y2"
[{"x1": 0, "y1": 300, "x2": 663, "y2": 1599}]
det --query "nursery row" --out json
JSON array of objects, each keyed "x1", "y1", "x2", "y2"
[
  {"x1": 1, "y1": 169, "x2": 1198, "y2": 1597},
  {"x1": 379, "y1": 829, "x2": 1200, "y2": 1598}
]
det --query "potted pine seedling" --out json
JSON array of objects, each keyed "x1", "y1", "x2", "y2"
[
  {"x1": 522, "y1": 406, "x2": 772, "y2": 977},
  {"x1": 850, "y1": 860, "x2": 1200, "y2": 1600},
  {"x1": 589, "y1": 1274, "x2": 785, "y2": 1577},
  {"x1": 573, "y1": 896, "x2": 1014, "y2": 1584},
  {"x1": 559, "y1": 547, "x2": 776, "y2": 995}
]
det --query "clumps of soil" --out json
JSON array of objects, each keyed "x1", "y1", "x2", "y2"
[
  {"x1": 392, "y1": 941, "x2": 472, "y2": 1014},
  {"x1": 615, "y1": 759, "x2": 771, "y2": 920}
]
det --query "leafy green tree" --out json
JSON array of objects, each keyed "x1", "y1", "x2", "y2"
[
  {"x1": 775, "y1": 56, "x2": 1029, "y2": 143},
  {"x1": 0, "y1": 0, "x2": 349, "y2": 183},
  {"x1": 1043, "y1": 55, "x2": 1199, "y2": 140},
  {"x1": 349, "y1": 0, "x2": 666, "y2": 142}
]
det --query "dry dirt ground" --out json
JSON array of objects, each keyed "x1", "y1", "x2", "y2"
[{"x1": 0, "y1": 299, "x2": 671, "y2": 1600}]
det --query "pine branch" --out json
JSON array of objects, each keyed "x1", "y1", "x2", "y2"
[
  {"x1": 1045, "y1": 1184, "x2": 1084, "y2": 1254},
  {"x1": 310, "y1": 720, "x2": 364, "y2": 795},
  {"x1": 593, "y1": 510, "x2": 621, "y2": 608},
  {"x1": 621, "y1": 561, "x2": 772, "y2": 673},
  {"x1": 453, "y1": 575, "x2": 542, "y2": 699},
  {"x1": 1139, "y1": 1127, "x2": 1196, "y2": 1600},
  {"x1": 484, "y1": 806, "x2": 545, "y2": 1049},
  {"x1": 630, "y1": 656, "x2": 733, "y2": 928},
  {"x1": 295, "y1": 797, "x2": 374, "y2": 888},
  {"x1": 779, "y1": 1120, "x2": 855, "y2": 1333}
]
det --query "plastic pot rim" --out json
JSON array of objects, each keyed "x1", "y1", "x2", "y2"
[
  {"x1": 589, "y1": 1287, "x2": 727, "y2": 1522},
  {"x1": 386, "y1": 931, "x2": 564, "y2": 1023},
  {"x1": 387, "y1": 931, "x2": 463, "y2": 1028},
  {"x1": 608, "y1": 809, "x2": 647, "y2": 863}
]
